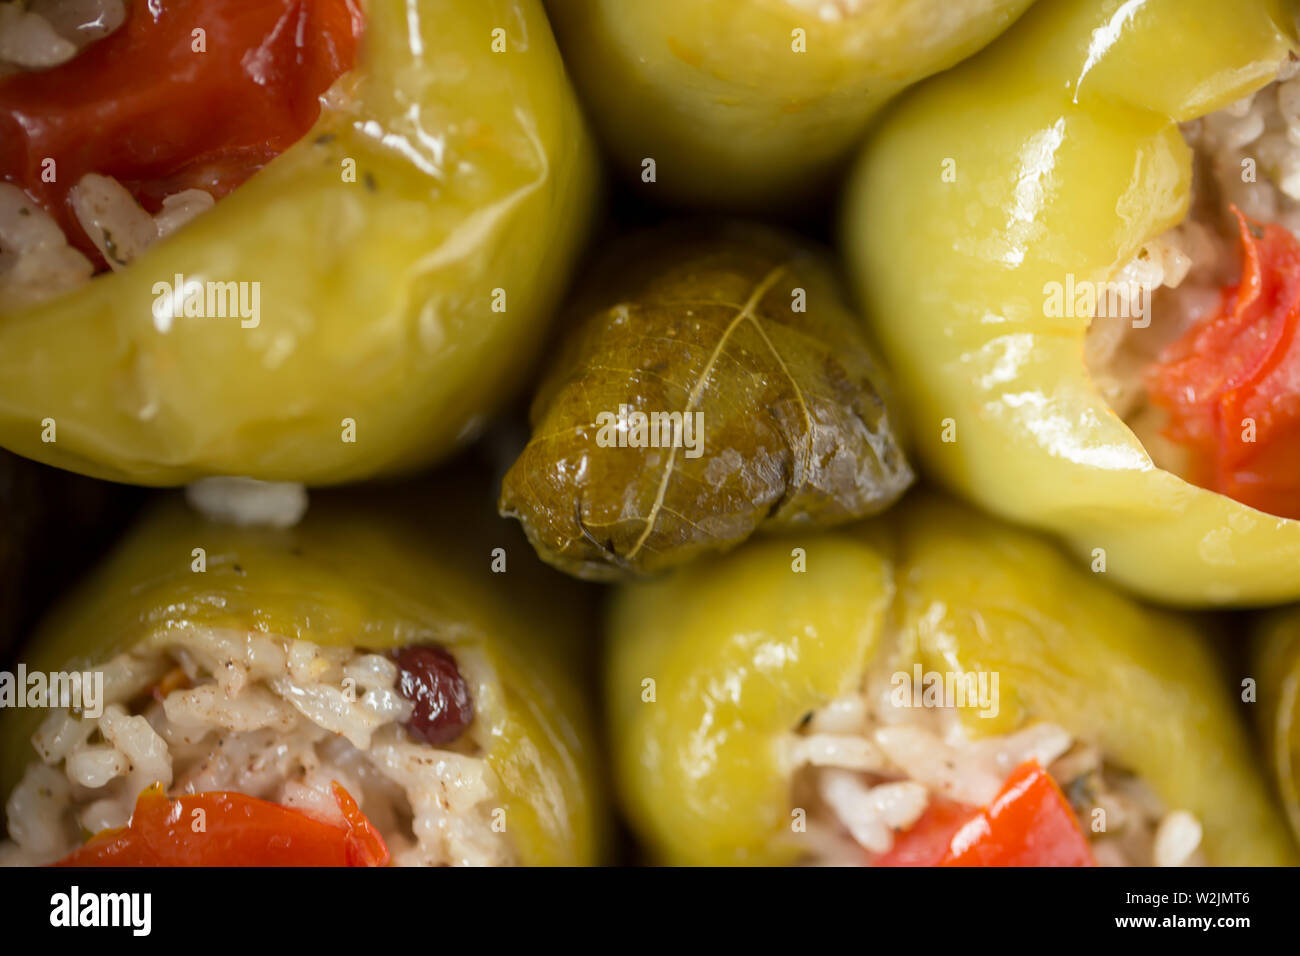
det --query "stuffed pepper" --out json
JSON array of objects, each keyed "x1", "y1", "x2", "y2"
[
  {"x1": 843, "y1": 0, "x2": 1300, "y2": 604},
  {"x1": 0, "y1": 479, "x2": 605, "y2": 866},
  {"x1": 0, "y1": 0, "x2": 595, "y2": 485},
  {"x1": 499, "y1": 222, "x2": 912, "y2": 580},
  {"x1": 1254, "y1": 609, "x2": 1300, "y2": 845},
  {"x1": 544, "y1": 0, "x2": 1036, "y2": 209},
  {"x1": 608, "y1": 492, "x2": 1295, "y2": 866}
]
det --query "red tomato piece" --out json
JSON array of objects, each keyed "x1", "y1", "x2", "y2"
[
  {"x1": 871, "y1": 798, "x2": 977, "y2": 867},
  {"x1": 940, "y1": 759, "x2": 1096, "y2": 867},
  {"x1": 874, "y1": 759, "x2": 1095, "y2": 867},
  {"x1": 1146, "y1": 206, "x2": 1300, "y2": 519},
  {"x1": 51, "y1": 781, "x2": 389, "y2": 867},
  {"x1": 0, "y1": 0, "x2": 363, "y2": 257}
]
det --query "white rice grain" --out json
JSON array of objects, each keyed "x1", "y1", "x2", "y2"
[
  {"x1": 185, "y1": 478, "x2": 310, "y2": 530},
  {"x1": 806, "y1": 694, "x2": 869, "y2": 734},
  {"x1": 271, "y1": 676, "x2": 392, "y2": 751},
  {"x1": 66, "y1": 745, "x2": 130, "y2": 789},
  {"x1": 99, "y1": 703, "x2": 173, "y2": 792},
  {"x1": 369, "y1": 729, "x2": 506, "y2": 867},
  {"x1": 818, "y1": 771, "x2": 929, "y2": 855},
  {"x1": 32, "y1": 709, "x2": 95, "y2": 765},
  {"x1": 163, "y1": 683, "x2": 299, "y2": 735},
  {"x1": 1154, "y1": 810, "x2": 1203, "y2": 867},
  {"x1": 30, "y1": 0, "x2": 125, "y2": 47},
  {"x1": 4, "y1": 764, "x2": 74, "y2": 859},
  {"x1": 154, "y1": 188, "x2": 216, "y2": 239},
  {"x1": 69, "y1": 173, "x2": 159, "y2": 270},
  {"x1": 0, "y1": 183, "x2": 94, "y2": 311},
  {"x1": 788, "y1": 733, "x2": 887, "y2": 773},
  {"x1": 874, "y1": 725, "x2": 1004, "y2": 806},
  {"x1": 0, "y1": 3, "x2": 76, "y2": 68}
]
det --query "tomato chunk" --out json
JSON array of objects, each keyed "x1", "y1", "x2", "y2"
[
  {"x1": 0, "y1": 0, "x2": 363, "y2": 257},
  {"x1": 1146, "y1": 206, "x2": 1300, "y2": 519},
  {"x1": 940, "y1": 759, "x2": 1096, "y2": 867},
  {"x1": 871, "y1": 798, "x2": 976, "y2": 867},
  {"x1": 51, "y1": 781, "x2": 389, "y2": 867},
  {"x1": 876, "y1": 759, "x2": 1095, "y2": 867}
]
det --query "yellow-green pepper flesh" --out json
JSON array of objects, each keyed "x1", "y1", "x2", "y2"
[
  {"x1": 546, "y1": 0, "x2": 1036, "y2": 208},
  {"x1": 842, "y1": 0, "x2": 1300, "y2": 605},
  {"x1": 1253, "y1": 609, "x2": 1300, "y2": 844},
  {"x1": 0, "y1": 488, "x2": 606, "y2": 866},
  {"x1": 608, "y1": 492, "x2": 1296, "y2": 866},
  {"x1": 0, "y1": 0, "x2": 596, "y2": 486}
]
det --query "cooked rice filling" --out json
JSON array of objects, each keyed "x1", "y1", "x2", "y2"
[
  {"x1": 0, "y1": 2, "x2": 146, "y2": 307},
  {"x1": 787, "y1": 669, "x2": 1204, "y2": 867},
  {"x1": 0, "y1": 630, "x2": 515, "y2": 867},
  {"x1": 1087, "y1": 56, "x2": 1300, "y2": 479},
  {"x1": 0, "y1": 0, "x2": 355, "y2": 310},
  {"x1": 0, "y1": 1, "x2": 126, "y2": 73}
]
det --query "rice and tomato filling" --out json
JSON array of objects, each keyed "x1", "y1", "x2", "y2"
[
  {"x1": 785, "y1": 668, "x2": 1204, "y2": 867},
  {"x1": 0, "y1": 628, "x2": 515, "y2": 867},
  {"x1": 0, "y1": 0, "x2": 362, "y2": 310},
  {"x1": 1087, "y1": 56, "x2": 1300, "y2": 519}
]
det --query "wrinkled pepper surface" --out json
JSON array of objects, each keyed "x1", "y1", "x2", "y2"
[
  {"x1": 545, "y1": 0, "x2": 1036, "y2": 208},
  {"x1": 608, "y1": 492, "x2": 1295, "y2": 865},
  {"x1": 0, "y1": 0, "x2": 596, "y2": 486},
  {"x1": 0, "y1": 481, "x2": 606, "y2": 866},
  {"x1": 842, "y1": 0, "x2": 1300, "y2": 605}
]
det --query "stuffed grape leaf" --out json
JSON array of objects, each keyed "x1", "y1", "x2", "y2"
[{"x1": 499, "y1": 223, "x2": 913, "y2": 579}]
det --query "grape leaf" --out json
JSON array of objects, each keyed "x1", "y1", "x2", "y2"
[{"x1": 499, "y1": 223, "x2": 913, "y2": 580}]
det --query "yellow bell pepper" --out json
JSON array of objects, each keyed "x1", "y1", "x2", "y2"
[
  {"x1": 0, "y1": 478, "x2": 606, "y2": 865},
  {"x1": 545, "y1": 0, "x2": 1036, "y2": 208},
  {"x1": 842, "y1": 0, "x2": 1300, "y2": 605},
  {"x1": 608, "y1": 492, "x2": 1296, "y2": 865},
  {"x1": 0, "y1": 0, "x2": 596, "y2": 486}
]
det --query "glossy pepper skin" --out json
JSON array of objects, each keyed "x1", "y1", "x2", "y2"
[
  {"x1": 544, "y1": 0, "x2": 1036, "y2": 209},
  {"x1": 0, "y1": 0, "x2": 597, "y2": 486},
  {"x1": 607, "y1": 493, "x2": 1296, "y2": 866},
  {"x1": 841, "y1": 0, "x2": 1300, "y2": 605},
  {"x1": 0, "y1": 483, "x2": 607, "y2": 866},
  {"x1": 1254, "y1": 610, "x2": 1300, "y2": 846}
]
